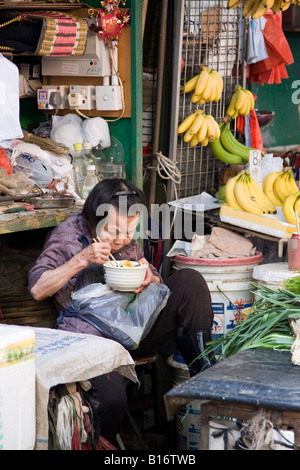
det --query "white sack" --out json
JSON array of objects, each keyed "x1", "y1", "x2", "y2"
[
  {"x1": 82, "y1": 117, "x2": 111, "y2": 149},
  {"x1": 50, "y1": 114, "x2": 83, "y2": 151},
  {"x1": 0, "y1": 54, "x2": 23, "y2": 141}
]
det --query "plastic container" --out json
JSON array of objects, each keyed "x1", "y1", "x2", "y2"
[
  {"x1": 253, "y1": 262, "x2": 300, "y2": 289},
  {"x1": 72, "y1": 143, "x2": 87, "y2": 198},
  {"x1": 0, "y1": 325, "x2": 35, "y2": 450},
  {"x1": 82, "y1": 165, "x2": 98, "y2": 200},
  {"x1": 83, "y1": 142, "x2": 97, "y2": 166},
  {"x1": 173, "y1": 252, "x2": 263, "y2": 338}
]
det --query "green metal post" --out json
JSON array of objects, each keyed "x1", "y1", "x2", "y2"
[{"x1": 130, "y1": 0, "x2": 143, "y2": 189}]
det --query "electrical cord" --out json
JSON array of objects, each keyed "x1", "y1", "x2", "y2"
[{"x1": 146, "y1": 151, "x2": 182, "y2": 240}]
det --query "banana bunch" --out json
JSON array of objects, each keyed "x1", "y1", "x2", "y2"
[
  {"x1": 225, "y1": 171, "x2": 277, "y2": 215},
  {"x1": 228, "y1": 0, "x2": 295, "y2": 18},
  {"x1": 182, "y1": 67, "x2": 223, "y2": 104},
  {"x1": 263, "y1": 169, "x2": 299, "y2": 208},
  {"x1": 226, "y1": 85, "x2": 255, "y2": 119},
  {"x1": 220, "y1": 122, "x2": 259, "y2": 161},
  {"x1": 210, "y1": 123, "x2": 249, "y2": 165},
  {"x1": 178, "y1": 111, "x2": 220, "y2": 147},
  {"x1": 282, "y1": 189, "x2": 300, "y2": 226}
]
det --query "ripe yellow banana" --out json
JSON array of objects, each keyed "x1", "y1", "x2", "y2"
[
  {"x1": 191, "y1": 93, "x2": 201, "y2": 103},
  {"x1": 227, "y1": 0, "x2": 244, "y2": 9},
  {"x1": 281, "y1": 1, "x2": 292, "y2": 12},
  {"x1": 178, "y1": 113, "x2": 196, "y2": 134},
  {"x1": 189, "y1": 111, "x2": 204, "y2": 135},
  {"x1": 273, "y1": 172, "x2": 291, "y2": 203},
  {"x1": 183, "y1": 129, "x2": 194, "y2": 143},
  {"x1": 282, "y1": 191, "x2": 300, "y2": 226},
  {"x1": 202, "y1": 73, "x2": 214, "y2": 100},
  {"x1": 262, "y1": 171, "x2": 282, "y2": 206},
  {"x1": 226, "y1": 92, "x2": 238, "y2": 117},
  {"x1": 198, "y1": 116, "x2": 208, "y2": 143},
  {"x1": 240, "y1": 93, "x2": 250, "y2": 116},
  {"x1": 195, "y1": 69, "x2": 210, "y2": 96},
  {"x1": 182, "y1": 74, "x2": 199, "y2": 94},
  {"x1": 208, "y1": 77, "x2": 217, "y2": 102},
  {"x1": 247, "y1": 175, "x2": 277, "y2": 213},
  {"x1": 206, "y1": 116, "x2": 216, "y2": 142},
  {"x1": 244, "y1": 89, "x2": 255, "y2": 111},
  {"x1": 272, "y1": 0, "x2": 282, "y2": 13},
  {"x1": 234, "y1": 173, "x2": 264, "y2": 215},
  {"x1": 264, "y1": 0, "x2": 276, "y2": 7},
  {"x1": 284, "y1": 169, "x2": 299, "y2": 194},
  {"x1": 201, "y1": 136, "x2": 209, "y2": 147},
  {"x1": 225, "y1": 174, "x2": 243, "y2": 210},
  {"x1": 206, "y1": 115, "x2": 220, "y2": 140},
  {"x1": 252, "y1": 3, "x2": 268, "y2": 19},
  {"x1": 190, "y1": 133, "x2": 199, "y2": 148},
  {"x1": 235, "y1": 88, "x2": 246, "y2": 111}
]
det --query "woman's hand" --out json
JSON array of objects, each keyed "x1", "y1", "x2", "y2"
[
  {"x1": 133, "y1": 257, "x2": 160, "y2": 294},
  {"x1": 77, "y1": 241, "x2": 112, "y2": 267}
]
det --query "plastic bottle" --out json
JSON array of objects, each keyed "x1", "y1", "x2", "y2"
[
  {"x1": 82, "y1": 165, "x2": 99, "y2": 199},
  {"x1": 83, "y1": 142, "x2": 97, "y2": 166},
  {"x1": 72, "y1": 143, "x2": 87, "y2": 198}
]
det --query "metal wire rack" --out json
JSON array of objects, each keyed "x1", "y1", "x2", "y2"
[{"x1": 177, "y1": 0, "x2": 246, "y2": 198}]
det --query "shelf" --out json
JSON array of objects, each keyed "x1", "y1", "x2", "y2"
[{"x1": 0, "y1": 206, "x2": 78, "y2": 234}]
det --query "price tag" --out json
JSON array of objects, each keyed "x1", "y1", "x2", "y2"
[{"x1": 249, "y1": 149, "x2": 262, "y2": 187}]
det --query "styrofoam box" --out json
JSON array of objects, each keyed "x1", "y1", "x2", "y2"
[{"x1": 0, "y1": 325, "x2": 36, "y2": 450}]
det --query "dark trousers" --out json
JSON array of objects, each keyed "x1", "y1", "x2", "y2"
[{"x1": 88, "y1": 268, "x2": 214, "y2": 444}]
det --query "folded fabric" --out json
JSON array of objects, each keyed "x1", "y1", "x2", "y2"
[{"x1": 247, "y1": 17, "x2": 268, "y2": 65}]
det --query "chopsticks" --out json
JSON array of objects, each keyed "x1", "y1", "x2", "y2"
[{"x1": 92, "y1": 236, "x2": 120, "y2": 266}]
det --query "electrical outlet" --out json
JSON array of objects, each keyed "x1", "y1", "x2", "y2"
[
  {"x1": 37, "y1": 85, "x2": 69, "y2": 110},
  {"x1": 95, "y1": 85, "x2": 123, "y2": 111},
  {"x1": 68, "y1": 85, "x2": 96, "y2": 110}
]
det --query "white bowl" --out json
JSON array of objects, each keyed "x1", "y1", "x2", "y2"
[{"x1": 103, "y1": 261, "x2": 148, "y2": 291}]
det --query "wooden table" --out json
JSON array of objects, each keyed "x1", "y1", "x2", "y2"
[
  {"x1": 165, "y1": 349, "x2": 300, "y2": 450},
  {"x1": 0, "y1": 204, "x2": 78, "y2": 234}
]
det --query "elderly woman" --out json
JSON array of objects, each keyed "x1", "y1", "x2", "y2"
[{"x1": 28, "y1": 178, "x2": 214, "y2": 446}]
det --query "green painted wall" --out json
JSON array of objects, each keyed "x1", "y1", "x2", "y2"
[{"x1": 251, "y1": 32, "x2": 300, "y2": 149}]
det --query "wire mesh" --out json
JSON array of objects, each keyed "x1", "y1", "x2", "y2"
[{"x1": 178, "y1": 0, "x2": 246, "y2": 198}]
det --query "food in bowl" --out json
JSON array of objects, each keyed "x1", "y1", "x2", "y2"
[{"x1": 103, "y1": 260, "x2": 148, "y2": 291}]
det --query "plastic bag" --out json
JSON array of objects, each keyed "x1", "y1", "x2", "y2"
[
  {"x1": 10, "y1": 146, "x2": 53, "y2": 187},
  {"x1": 0, "y1": 55, "x2": 23, "y2": 141},
  {"x1": 82, "y1": 117, "x2": 111, "y2": 149},
  {"x1": 71, "y1": 282, "x2": 170, "y2": 350},
  {"x1": 50, "y1": 114, "x2": 83, "y2": 151}
]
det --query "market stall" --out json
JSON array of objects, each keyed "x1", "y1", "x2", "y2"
[{"x1": 2, "y1": 0, "x2": 300, "y2": 454}]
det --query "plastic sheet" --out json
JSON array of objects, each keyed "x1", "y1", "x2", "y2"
[{"x1": 71, "y1": 282, "x2": 170, "y2": 350}]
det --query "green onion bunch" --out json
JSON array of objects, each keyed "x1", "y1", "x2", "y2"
[{"x1": 205, "y1": 283, "x2": 300, "y2": 362}]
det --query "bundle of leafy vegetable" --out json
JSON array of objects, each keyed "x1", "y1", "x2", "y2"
[{"x1": 204, "y1": 282, "x2": 300, "y2": 362}]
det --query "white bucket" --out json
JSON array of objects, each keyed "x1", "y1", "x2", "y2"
[
  {"x1": 173, "y1": 251, "x2": 263, "y2": 338},
  {"x1": 0, "y1": 325, "x2": 36, "y2": 450},
  {"x1": 167, "y1": 353, "x2": 201, "y2": 451}
]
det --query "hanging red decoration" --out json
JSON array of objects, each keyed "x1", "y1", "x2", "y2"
[{"x1": 90, "y1": 0, "x2": 130, "y2": 48}]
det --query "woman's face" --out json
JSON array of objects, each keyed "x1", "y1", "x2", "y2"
[{"x1": 98, "y1": 210, "x2": 140, "y2": 252}]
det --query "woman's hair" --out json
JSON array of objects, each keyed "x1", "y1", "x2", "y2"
[{"x1": 82, "y1": 178, "x2": 147, "y2": 233}]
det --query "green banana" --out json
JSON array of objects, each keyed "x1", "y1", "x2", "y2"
[
  {"x1": 220, "y1": 122, "x2": 250, "y2": 161},
  {"x1": 209, "y1": 135, "x2": 247, "y2": 165}
]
